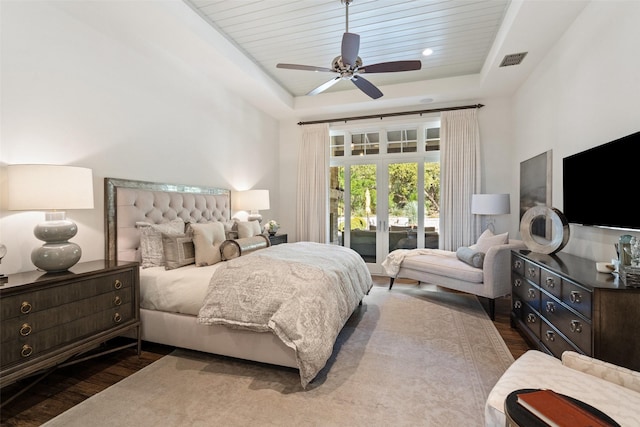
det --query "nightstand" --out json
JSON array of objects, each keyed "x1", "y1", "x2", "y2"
[
  {"x1": 268, "y1": 234, "x2": 288, "y2": 246},
  {"x1": 0, "y1": 260, "x2": 141, "y2": 391}
]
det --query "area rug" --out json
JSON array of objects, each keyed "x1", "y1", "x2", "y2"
[{"x1": 43, "y1": 283, "x2": 514, "y2": 426}]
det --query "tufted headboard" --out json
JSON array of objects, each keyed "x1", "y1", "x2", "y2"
[{"x1": 104, "y1": 177, "x2": 231, "y2": 262}]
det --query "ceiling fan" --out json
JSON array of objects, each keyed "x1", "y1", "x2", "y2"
[{"x1": 276, "y1": 0, "x2": 422, "y2": 99}]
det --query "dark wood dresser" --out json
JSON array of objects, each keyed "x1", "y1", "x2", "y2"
[
  {"x1": 0, "y1": 260, "x2": 140, "y2": 388},
  {"x1": 511, "y1": 250, "x2": 640, "y2": 371}
]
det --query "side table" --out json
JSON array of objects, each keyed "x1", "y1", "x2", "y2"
[
  {"x1": 268, "y1": 233, "x2": 288, "y2": 246},
  {"x1": 504, "y1": 388, "x2": 619, "y2": 427}
]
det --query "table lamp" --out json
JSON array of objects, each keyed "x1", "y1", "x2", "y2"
[
  {"x1": 233, "y1": 189, "x2": 270, "y2": 223},
  {"x1": 471, "y1": 193, "x2": 510, "y2": 233},
  {"x1": 8, "y1": 164, "x2": 94, "y2": 272}
]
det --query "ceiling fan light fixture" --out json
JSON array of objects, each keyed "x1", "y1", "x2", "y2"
[{"x1": 275, "y1": 0, "x2": 421, "y2": 99}]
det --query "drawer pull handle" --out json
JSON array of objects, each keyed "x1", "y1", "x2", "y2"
[
  {"x1": 527, "y1": 267, "x2": 536, "y2": 278},
  {"x1": 546, "y1": 302, "x2": 555, "y2": 313},
  {"x1": 545, "y1": 331, "x2": 555, "y2": 342},
  {"x1": 570, "y1": 320, "x2": 583, "y2": 333},
  {"x1": 21, "y1": 344, "x2": 33, "y2": 358},
  {"x1": 20, "y1": 323, "x2": 33, "y2": 336},
  {"x1": 113, "y1": 296, "x2": 122, "y2": 306},
  {"x1": 514, "y1": 300, "x2": 522, "y2": 309},
  {"x1": 527, "y1": 289, "x2": 536, "y2": 299},
  {"x1": 545, "y1": 277, "x2": 555, "y2": 288},
  {"x1": 570, "y1": 291, "x2": 582, "y2": 304},
  {"x1": 514, "y1": 278, "x2": 522, "y2": 287},
  {"x1": 20, "y1": 301, "x2": 32, "y2": 314},
  {"x1": 514, "y1": 260, "x2": 522, "y2": 269},
  {"x1": 527, "y1": 313, "x2": 536, "y2": 323},
  {"x1": 114, "y1": 279, "x2": 123, "y2": 290},
  {"x1": 113, "y1": 313, "x2": 122, "y2": 323}
]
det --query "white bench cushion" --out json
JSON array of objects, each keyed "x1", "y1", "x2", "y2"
[
  {"x1": 485, "y1": 350, "x2": 640, "y2": 426},
  {"x1": 401, "y1": 252, "x2": 484, "y2": 283}
]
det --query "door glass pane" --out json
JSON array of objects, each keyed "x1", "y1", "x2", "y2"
[
  {"x1": 329, "y1": 166, "x2": 344, "y2": 245},
  {"x1": 349, "y1": 164, "x2": 377, "y2": 263},
  {"x1": 388, "y1": 162, "x2": 418, "y2": 252},
  {"x1": 425, "y1": 127, "x2": 440, "y2": 151},
  {"x1": 424, "y1": 161, "x2": 440, "y2": 249}
]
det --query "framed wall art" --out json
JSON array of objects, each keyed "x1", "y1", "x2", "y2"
[{"x1": 520, "y1": 150, "x2": 552, "y2": 239}]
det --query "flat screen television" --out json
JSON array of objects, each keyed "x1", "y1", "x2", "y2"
[{"x1": 563, "y1": 130, "x2": 640, "y2": 231}]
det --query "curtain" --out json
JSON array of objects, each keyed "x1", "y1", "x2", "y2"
[
  {"x1": 439, "y1": 109, "x2": 481, "y2": 251},
  {"x1": 296, "y1": 123, "x2": 330, "y2": 242}
]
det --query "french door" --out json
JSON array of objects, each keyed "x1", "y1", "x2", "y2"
[{"x1": 330, "y1": 158, "x2": 438, "y2": 274}]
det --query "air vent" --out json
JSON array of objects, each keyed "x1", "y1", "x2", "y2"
[{"x1": 500, "y1": 52, "x2": 528, "y2": 67}]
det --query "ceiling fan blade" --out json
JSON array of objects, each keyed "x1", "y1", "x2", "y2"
[
  {"x1": 360, "y1": 60, "x2": 422, "y2": 73},
  {"x1": 351, "y1": 75, "x2": 383, "y2": 99},
  {"x1": 277, "y1": 63, "x2": 334, "y2": 72},
  {"x1": 341, "y1": 32, "x2": 360, "y2": 67},
  {"x1": 307, "y1": 76, "x2": 342, "y2": 96}
]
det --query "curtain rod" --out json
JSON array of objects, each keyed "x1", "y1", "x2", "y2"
[{"x1": 297, "y1": 103, "x2": 484, "y2": 126}]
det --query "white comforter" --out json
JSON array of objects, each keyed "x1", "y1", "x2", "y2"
[{"x1": 197, "y1": 242, "x2": 373, "y2": 388}]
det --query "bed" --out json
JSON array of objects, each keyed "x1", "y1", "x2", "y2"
[{"x1": 104, "y1": 177, "x2": 372, "y2": 387}]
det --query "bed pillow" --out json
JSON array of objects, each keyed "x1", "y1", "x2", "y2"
[
  {"x1": 223, "y1": 220, "x2": 238, "y2": 240},
  {"x1": 470, "y1": 229, "x2": 509, "y2": 253},
  {"x1": 162, "y1": 232, "x2": 195, "y2": 270},
  {"x1": 136, "y1": 219, "x2": 185, "y2": 268},
  {"x1": 220, "y1": 235, "x2": 270, "y2": 261},
  {"x1": 456, "y1": 246, "x2": 485, "y2": 268},
  {"x1": 237, "y1": 220, "x2": 262, "y2": 238},
  {"x1": 190, "y1": 222, "x2": 226, "y2": 266}
]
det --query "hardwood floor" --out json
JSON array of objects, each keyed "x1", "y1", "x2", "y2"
[{"x1": 1, "y1": 278, "x2": 533, "y2": 426}]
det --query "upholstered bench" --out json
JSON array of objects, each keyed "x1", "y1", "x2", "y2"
[
  {"x1": 485, "y1": 350, "x2": 640, "y2": 426},
  {"x1": 383, "y1": 230, "x2": 526, "y2": 320}
]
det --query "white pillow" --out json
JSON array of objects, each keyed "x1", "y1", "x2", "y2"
[
  {"x1": 136, "y1": 219, "x2": 185, "y2": 268},
  {"x1": 190, "y1": 222, "x2": 226, "y2": 266},
  {"x1": 470, "y1": 229, "x2": 509, "y2": 253},
  {"x1": 237, "y1": 220, "x2": 262, "y2": 238}
]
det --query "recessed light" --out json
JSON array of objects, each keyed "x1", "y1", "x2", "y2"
[{"x1": 422, "y1": 48, "x2": 433, "y2": 56}]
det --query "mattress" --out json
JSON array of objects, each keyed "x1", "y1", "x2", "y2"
[{"x1": 139, "y1": 264, "x2": 222, "y2": 316}]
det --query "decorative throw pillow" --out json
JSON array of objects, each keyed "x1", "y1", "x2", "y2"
[
  {"x1": 190, "y1": 222, "x2": 226, "y2": 266},
  {"x1": 162, "y1": 233, "x2": 195, "y2": 270},
  {"x1": 220, "y1": 235, "x2": 270, "y2": 261},
  {"x1": 136, "y1": 219, "x2": 185, "y2": 268},
  {"x1": 470, "y1": 229, "x2": 509, "y2": 254},
  {"x1": 222, "y1": 220, "x2": 238, "y2": 240},
  {"x1": 456, "y1": 246, "x2": 485, "y2": 268},
  {"x1": 237, "y1": 220, "x2": 262, "y2": 238}
]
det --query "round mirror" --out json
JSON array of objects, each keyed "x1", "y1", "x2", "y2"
[{"x1": 520, "y1": 206, "x2": 570, "y2": 254}]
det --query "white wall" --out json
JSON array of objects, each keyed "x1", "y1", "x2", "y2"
[
  {"x1": 0, "y1": 1, "x2": 281, "y2": 274},
  {"x1": 510, "y1": 0, "x2": 640, "y2": 262}
]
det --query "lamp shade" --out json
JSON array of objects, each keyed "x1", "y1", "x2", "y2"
[
  {"x1": 8, "y1": 164, "x2": 94, "y2": 211},
  {"x1": 233, "y1": 189, "x2": 270, "y2": 211},
  {"x1": 471, "y1": 194, "x2": 510, "y2": 215}
]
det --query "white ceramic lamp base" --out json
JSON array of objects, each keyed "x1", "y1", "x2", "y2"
[{"x1": 32, "y1": 212, "x2": 82, "y2": 272}]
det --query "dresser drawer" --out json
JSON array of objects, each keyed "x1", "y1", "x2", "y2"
[
  {"x1": 540, "y1": 317, "x2": 581, "y2": 359},
  {"x1": 511, "y1": 254, "x2": 525, "y2": 276},
  {"x1": 519, "y1": 303, "x2": 542, "y2": 340},
  {"x1": 1, "y1": 290, "x2": 133, "y2": 344},
  {"x1": 523, "y1": 260, "x2": 540, "y2": 285},
  {"x1": 513, "y1": 276, "x2": 540, "y2": 312},
  {"x1": 561, "y1": 279, "x2": 592, "y2": 319},
  {"x1": 540, "y1": 268, "x2": 562, "y2": 299},
  {"x1": 541, "y1": 292, "x2": 592, "y2": 354},
  {"x1": 1, "y1": 302, "x2": 134, "y2": 367},
  {"x1": 1, "y1": 270, "x2": 134, "y2": 320}
]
